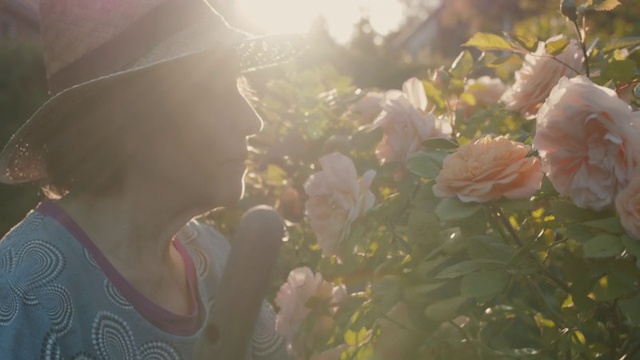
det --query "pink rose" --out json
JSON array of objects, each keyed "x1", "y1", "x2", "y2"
[
  {"x1": 350, "y1": 91, "x2": 384, "y2": 125},
  {"x1": 275, "y1": 267, "x2": 347, "y2": 356},
  {"x1": 501, "y1": 35, "x2": 584, "y2": 118},
  {"x1": 373, "y1": 77, "x2": 452, "y2": 164},
  {"x1": 433, "y1": 136, "x2": 543, "y2": 203},
  {"x1": 458, "y1": 76, "x2": 507, "y2": 116},
  {"x1": 534, "y1": 76, "x2": 640, "y2": 210},
  {"x1": 616, "y1": 177, "x2": 640, "y2": 240},
  {"x1": 304, "y1": 152, "x2": 376, "y2": 257}
]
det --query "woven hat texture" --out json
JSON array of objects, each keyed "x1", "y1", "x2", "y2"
[{"x1": 0, "y1": 0, "x2": 303, "y2": 184}]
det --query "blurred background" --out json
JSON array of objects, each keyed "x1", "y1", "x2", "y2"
[{"x1": 0, "y1": 0, "x2": 637, "y2": 236}]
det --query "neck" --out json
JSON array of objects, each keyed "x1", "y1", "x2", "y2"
[{"x1": 58, "y1": 182, "x2": 203, "y2": 268}]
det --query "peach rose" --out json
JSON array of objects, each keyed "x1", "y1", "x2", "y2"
[
  {"x1": 433, "y1": 136, "x2": 543, "y2": 202},
  {"x1": 457, "y1": 76, "x2": 507, "y2": 117},
  {"x1": 304, "y1": 152, "x2": 376, "y2": 257},
  {"x1": 373, "y1": 77, "x2": 452, "y2": 164},
  {"x1": 534, "y1": 76, "x2": 640, "y2": 210},
  {"x1": 501, "y1": 35, "x2": 584, "y2": 119},
  {"x1": 616, "y1": 177, "x2": 640, "y2": 240},
  {"x1": 350, "y1": 91, "x2": 384, "y2": 125},
  {"x1": 275, "y1": 267, "x2": 347, "y2": 356}
]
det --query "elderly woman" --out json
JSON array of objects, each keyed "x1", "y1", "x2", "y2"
[{"x1": 0, "y1": 0, "x2": 297, "y2": 358}]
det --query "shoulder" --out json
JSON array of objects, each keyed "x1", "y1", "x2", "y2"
[
  {"x1": 178, "y1": 219, "x2": 231, "y2": 276},
  {"x1": 0, "y1": 209, "x2": 72, "y2": 356},
  {"x1": 0, "y1": 209, "x2": 69, "y2": 282}
]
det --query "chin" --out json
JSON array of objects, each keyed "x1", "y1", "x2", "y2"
[{"x1": 207, "y1": 177, "x2": 246, "y2": 210}]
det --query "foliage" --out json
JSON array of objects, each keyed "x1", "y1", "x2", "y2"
[{"x1": 216, "y1": 1, "x2": 640, "y2": 358}]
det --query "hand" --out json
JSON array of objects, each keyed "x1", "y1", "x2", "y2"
[{"x1": 194, "y1": 206, "x2": 284, "y2": 359}]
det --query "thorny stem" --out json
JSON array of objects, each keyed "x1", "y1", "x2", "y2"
[
  {"x1": 526, "y1": 52, "x2": 583, "y2": 75},
  {"x1": 490, "y1": 206, "x2": 572, "y2": 294},
  {"x1": 572, "y1": 16, "x2": 590, "y2": 77},
  {"x1": 448, "y1": 319, "x2": 481, "y2": 360},
  {"x1": 490, "y1": 206, "x2": 524, "y2": 247},
  {"x1": 610, "y1": 301, "x2": 621, "y2": 360},
  {"x1": 526, "y1": 277, "x2": 568, "y2": 329},
  {"x1": 620, "y1": 335, "x2": 640, "y2": 359}
]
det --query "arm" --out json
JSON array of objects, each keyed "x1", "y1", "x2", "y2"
[{"x1": 194, "y1": 206, "x2": 286, "y2": 359}]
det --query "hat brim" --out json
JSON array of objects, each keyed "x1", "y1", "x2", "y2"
[{"x1": 0, "y1": 33, "x2": 304, "y2": 184}]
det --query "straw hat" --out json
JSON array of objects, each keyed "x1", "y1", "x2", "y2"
[{"x1": 0, "y1": 0, "x2": 303, "y2": 184}]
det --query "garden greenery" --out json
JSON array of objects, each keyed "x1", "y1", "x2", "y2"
[{"x1": 223, "y1": 0, "x2": 640, "y2": 358}]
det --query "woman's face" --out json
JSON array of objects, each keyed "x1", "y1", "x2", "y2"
[{"x1": 136, "y1": 61, "x2": 262, "y2": 211}]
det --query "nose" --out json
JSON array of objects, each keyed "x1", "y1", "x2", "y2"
[{"x1": 238, "y1": 98, "x2": 263, "y2": 137}]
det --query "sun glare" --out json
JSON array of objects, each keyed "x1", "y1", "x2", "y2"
[{"x1": 235, "y1": 0, "x2": 404, "y2": 43}]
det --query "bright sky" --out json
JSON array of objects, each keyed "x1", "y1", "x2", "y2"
[{"x1": 235, "y1": 0, "x2": 405, "y2": 43}]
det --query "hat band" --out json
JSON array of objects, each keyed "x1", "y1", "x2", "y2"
[{"x1": 47, "y1": 0, "x2": 213, "y2": 95}]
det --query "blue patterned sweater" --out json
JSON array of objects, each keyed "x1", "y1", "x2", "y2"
[{"x1": 0, "y1": 202, "x2": 288, "y2": 359}]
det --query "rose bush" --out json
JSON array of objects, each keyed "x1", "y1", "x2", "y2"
[
  {"x1": 616, "y1": 177, "x2": 640, "y2": 240},
  {"x1": 534, "y1": 75, "x2": 640, "y2": 210},
  {"x1": 226, "y1": 1, "x2": 640, "y2": 358}
]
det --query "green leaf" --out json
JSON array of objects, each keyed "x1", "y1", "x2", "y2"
[
  {"x1": 371, "y1": 276, "x2": 401, "y2": 312},
  {"x1": 463, "y1": 32, "x2": 516, "y2": 52},
  {"x1": 510, "y1": 32, "x2": 538, "y2": 52},
  {"x1": 435, "y1": 259, "x2": 503, "y2": 279},
  {"x1": 343, "y1": 223, "x2": 366, "y2": 257},
  {"x1": 460, "y1": 271, "x2": 509, "y2": 299},
  {"x1": 466, "y1": 235, "x2": 515, "y2": 262},
  {"x1": 582, "y1": 234, "x2": 624, "y2": 258},
  {"x1": 406, "y1": 151, "x2": 446, "y2": 179},
  {"x1": 545, "y1": 37, "x2": 570, "y2": 56},
  {"x1": 449, "y1": 50, "x2": 474, "y2": 79},
  {"x1": 622, "y1": 234, "x2": 640, "y2": 258},
  {"x1": 550, "y1": 200, "x2": 602, "y2": 223},
  {"x1": 601, "y1": 59, "x2": 636, "y2": 83},
  {"x1": 344, "y1": 327, "x2": 369, "y2": 346},
  {"x1": 413, "y1": 183, "x2": 440, "y2": 212},
  {"x1": 442, "y1": 234, "x2": 466, "y2": 255},
  {"x1": 421, "y1": 138, "x2": 458, "y2": 150},
  {"x1": 603, "y1": 37, "x2": 640, "y2": 52},
  {"x1": 583, "y1": 0, "x2": 621, "y2": 11},
  {"x1": 423, "y1": 295, "x2": 467, "y2": 323},
  {"x1": 422, "y1": 80, "x2": 447, "y2": 109},
  {"x1": 619, "y1": 293, "x2": 640, "y2": 325},
  {"x1": 351, "y1": 126, "x2": 383, "y2": 150},
  {"x1": 435, "y1": 198, "x2": 483, "y2": 222},
  {"x1": 582, "y1": 217, "x2": 624, "y2": 234},
  {"x1": 591, "y1": 272, "x2": 635, "y2": 301},
  {"x1": 408, "y1": 210, "x2": 440, "y2": 244}
]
